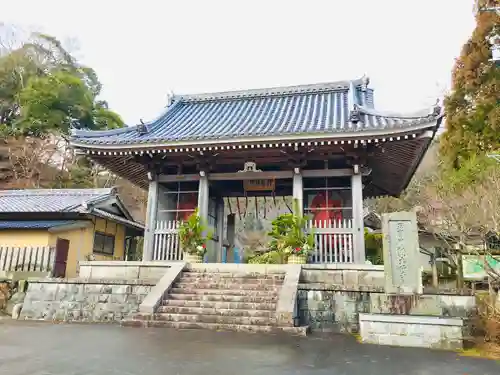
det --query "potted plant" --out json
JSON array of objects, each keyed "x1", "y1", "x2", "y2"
[
  {"x1": 268, "y1": 199, "x2": 315, "y2": 264},
  {"x1": 177, "y1": 209, "x2": 210, "y2": 263}
]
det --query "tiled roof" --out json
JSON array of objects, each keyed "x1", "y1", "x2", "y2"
[
  {"x1": 0, "y1": 220, "x2": 78, "y2": 229},
  {"x1": 0, "y1": 188, "x2": 114, "y2": 213},
  {"x1": 71, "y1": 78, "x2": 442, "y2": 147}
]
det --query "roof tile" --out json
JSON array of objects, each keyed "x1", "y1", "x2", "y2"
[
  {"x1": 0, "y1": 220, "x2": 79, "y2": 229},
  {"x1": 0, "y1": 188, "x2": 114, "y2": 213},
  {"x1": 71, "y1": 79, "x2": 440, "y2": 146}
]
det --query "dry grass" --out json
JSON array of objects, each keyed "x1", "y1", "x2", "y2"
[
  {"x1": 0, "y1": 282, "x2": 11, "y2": 311},
  {"x1": 471, "y1": 293, "x2": 500, "y2": 359}
]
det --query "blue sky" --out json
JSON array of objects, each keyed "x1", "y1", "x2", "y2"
[{"x1": 3, "y1": 0, "x2": 476, "y2": 125}]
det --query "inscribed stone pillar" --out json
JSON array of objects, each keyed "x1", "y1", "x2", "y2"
[{"x1": 382, "y1": 211, "x2": 422, "y2": 294}]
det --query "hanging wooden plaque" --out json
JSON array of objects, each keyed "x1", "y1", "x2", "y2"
[
  {"x1": 239, "y1": 161, "x2": 276, "y2": 191},
  {"x1": 244, "y1": 178, "x2": 275, "y2": 191}
]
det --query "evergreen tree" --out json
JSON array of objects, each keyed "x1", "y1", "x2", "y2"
[{"x1": 440, "y1": 0, "x2": 500, "y2": 168}]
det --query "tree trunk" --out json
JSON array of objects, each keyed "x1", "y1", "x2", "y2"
[
  {"x1": 432, "y1": 257, "x2": 439, "y2": 288},
  {"x1": 456, "y1": 252, "x2": 464, "y2": 289}
]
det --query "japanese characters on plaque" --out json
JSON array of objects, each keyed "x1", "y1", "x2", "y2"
[{"x1": 239, "y1": 161, "x2": 276, "y2": 192}]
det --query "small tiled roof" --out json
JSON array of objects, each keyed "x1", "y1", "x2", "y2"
[
  {"x1": 71, "y1": 78, "x2": 441, "y2": 147},
  {"x1": 0, "y1": 188, "x2": 114, "y2": 213},
  {"x1": 0, "y1": 220, "x2": 78, "y2": 229}
]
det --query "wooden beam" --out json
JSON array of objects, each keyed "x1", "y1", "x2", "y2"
[
  {"x1": 302, "y1": 169, "x2": 355, "y2": 177},
  {"x1": 158, "y1": 174, "x2": 200, "y2": 183},
  {"x1": 209, "y1": 171, "x2": 293, "y2": 180},
  {"x1": 158, "y1": 168, "x2": 371, "y2": 182}
]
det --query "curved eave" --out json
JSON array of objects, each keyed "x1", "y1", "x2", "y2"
[
  {"x1": 77, "y1": 126, "x2": 440, "y2": 196},
  {"x1": 364, "y1": 116, "x2": 442, "y2": 197},
  {"x1": 70, "y1": 117, "x2": 441, "y2": 153}
]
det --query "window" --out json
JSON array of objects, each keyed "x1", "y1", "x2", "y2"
[
  {"x1": 158, "y1": 182, "x2": 199, "y2": 222},
  {"x1": 303, "y1": 176, "x2": 353, "y2": 223},
  {"x1": 93, "y1": 232, "x2": 115, "y2": 255}
]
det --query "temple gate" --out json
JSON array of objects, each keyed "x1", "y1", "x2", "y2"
[{"x1": 70, "y1": 77, "x2": 443, "y2": 264}]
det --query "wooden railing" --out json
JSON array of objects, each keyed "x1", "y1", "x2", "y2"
[
  {"x1": 0, "y1": 246, "x2": 55, "y2": 273},
  {"x1": 153, "y1": 218, "x2": 356, "y2": 263},
  {"x1": 153, "y1": 221, "x2": 182, "y2": 261},
  {"x1": 306, "y1": 219, "x2": 355, "y2": 263}
]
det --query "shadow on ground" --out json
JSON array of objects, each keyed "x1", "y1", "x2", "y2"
[{"x1": 0, "y1": 321, "x2": 498, "y2": 375}]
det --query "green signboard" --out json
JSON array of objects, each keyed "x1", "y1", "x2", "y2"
[{"x1": 462, "y1": 255, "x2": 500, "y2": 280}]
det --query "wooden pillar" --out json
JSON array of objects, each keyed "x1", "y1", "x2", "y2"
[
  {"x1": 216, "y1": 198, "x2": 225, "y2": 263},
  {"x1": 143, "y1": 176, "x2": 159, "y2": 261},
  {"x1": 197, "y1": 171, "x2": 209, "y2": 220},
  {"x1": 351, "y1": 167, "x2": 366, "y2": 263},
  {"x1": 292, "y1": 168, "x2": 303, "y2": 216}
]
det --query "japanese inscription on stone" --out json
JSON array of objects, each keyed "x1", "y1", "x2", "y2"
[
  {"x1": 382, "y1": 211, "x2": 421, "y2": 295},
  {"x1": 388, "y1": 220, "x2": 410, "y2": 286}
]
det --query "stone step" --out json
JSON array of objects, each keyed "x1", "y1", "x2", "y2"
[
  {"x1": 143, "y1": 313, "x2": 276, "y2": 326},
  {"x1": 122, "y1": 319, "x2": 308, "y2": 336},
  {"x1": 173, "y1": 282, "x2": 280, "y2": 292},
  {"x1": 167, "y1": 293, "x2": 277, "y2": 303},
  {"x1": 184, "y1": 269, "x2": 286, "y2": 276},
  {"x1": 181, "y1": 271, "x2": 285, "y2": 280},
  {"x1": 162, "y1": 299, "x2": 276, "y2": 310},
  {"x1": 179, "y1": 275, "x2": 283, "y2": 286},
  {"x1": 157, "y1": 306, "x2": 275, "y2": 318},
  {"x1": 169, "y1": 288, "x2": 278, "y2": 297}
]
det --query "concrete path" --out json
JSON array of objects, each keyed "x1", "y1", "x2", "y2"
[{"x1": 0, "y1": 321, "x2": 498, "y2": 375}]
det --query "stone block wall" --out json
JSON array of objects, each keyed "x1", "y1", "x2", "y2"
[
  {"x1": 300, "y1": 264, "x2": 385, "y2": 291},
  {"x1": 298, "y1": 264, "x2": 384, "y2": 333},
  {"x1": 359, "y1": 314, "x2": 464, "y2": 350},
  {"x1": 298, "y1": 264, "x2": 476, "y2": 334},
  {"x1": 298, "y1": 288, "x2": 370, "y2": 332},
  {"x1": 20, "y1": 279, "x2": 154, "y2": 322},
  {"x1": 298, "y1": 288, "x2": 476, "y2": 334},
  {"x1": 78, "y1": 261, "x2": 172, "y2": 281}
]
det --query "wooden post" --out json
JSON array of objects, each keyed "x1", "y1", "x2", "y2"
[
  {"x1": 292, "y1": 168, "x2": 303, "y2": 216},
  {"x1": 197, "y1": 171, "x2": 209, "y2": 220},
  {"x1": 351, "y1": 168, "x2": 366, "y2": 263},
  {"x1": 143, "y1": 176, "x2": 159, "y2": 261}
]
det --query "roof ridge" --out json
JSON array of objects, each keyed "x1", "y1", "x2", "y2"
[
  {"x1": 176, "y1": 78, "x2": 366, "y2": 103},
  {"x1": 70, "y1": 78, "x2": 367, "y2": 139}
]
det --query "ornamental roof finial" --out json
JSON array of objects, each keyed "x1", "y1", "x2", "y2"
[
  {"x1": 431, "y1": 98, "x2": 442, "y2": 117},
  {"x1": 166, "y1": 90, "x2": 175, "y2": 107},
  {"x1": 361, "y1": 74, "x2": 370, "y2": 92},
  {"x1": 137, "y1": 119, "x2": 149, "y2": 135}
]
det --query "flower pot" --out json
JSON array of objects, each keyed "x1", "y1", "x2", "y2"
[
  {"x1": 183, "y1": 253, "x2": 203, "y2": 263},
  {"x1": 288, "y1": 254, "x2": 307, "y2": 264}
]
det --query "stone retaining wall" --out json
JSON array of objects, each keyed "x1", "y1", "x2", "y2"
[
  {"x1": 20, "y1": 279, "x2": 154, "y2": 322},
  {"x1": 298, "y1": 288, "x2": 475, "y2": 333},
  {"x1": 78, "y1": 261, "x2": 173, "y2": 281},
  {"x1": 359, "y1": 313, "x2": 464, "y2": 350}
]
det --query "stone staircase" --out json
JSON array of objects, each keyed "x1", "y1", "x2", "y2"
[{"x1": 124, "y1": 269, "x2": 307, "y2": 335}]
